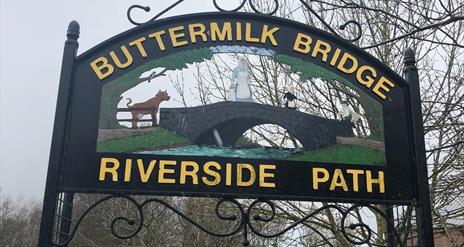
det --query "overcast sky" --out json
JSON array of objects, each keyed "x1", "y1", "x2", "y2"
[{"x1": 0, "y1": 0, "x2": 234, "y2": 199}]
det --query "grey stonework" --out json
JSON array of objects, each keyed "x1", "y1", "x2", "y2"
[{"x1": 160, "y1": 102, "x2": 353, "y2": 149}]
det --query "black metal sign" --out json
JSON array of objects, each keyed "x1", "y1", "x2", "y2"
[
  {"x1": 38, "y1": 3, "x2": 435, "y2": 246},
  {"x1": 56, "y1": 13, "x2": 416, "y2": 204}
]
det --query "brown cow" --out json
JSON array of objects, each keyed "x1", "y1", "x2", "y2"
[{"x1": 126, "y1": 90, "x2": 170, "y2": 128}]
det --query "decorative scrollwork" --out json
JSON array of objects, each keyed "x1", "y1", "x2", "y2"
[
  {"x1": 299, "y1": 0, "x2": 362, "y2": 42},
  {"x1": 53, "y1": 195, "x2": 141, "y2": 246},
  {"x1": 126, "y1": 0, "x2": 362, "y2": 43},
  {"x1": 54, "y1": 196, "x2": 403, "y2": 246},
  {"x1": 340, "y1": 205, "x2": 373, "y2": 245},
  {"x1": 213, "y1": 0, "x2": 279, "y2": 15},
  {"x1": 127, "y1": 5, "x2": 151, "y2": 26},
  {"x1": 247, "y1": 202, "x2": 402, "y2": 246},
  {"x1": 340, "y1": 204, "x2": 403, "y2": 246},
  {"x1": 339, "y1": 20, "x2": 363, "y2": 42},
  {"x1": 53, "y1": 196, "x2": 246, "y2": 246},
  {"x1": 247, "y1": 200, "x2": 343, "y2": 239},
  {"x1": 213, "y1": 0, "x2": 247, "y2": 12},
  {"x1": 249, "y1": 0, "x2": 279, "y2": 15},
  {"x1": 127, "y1": 0, "x2": 279, "y2": 26},
  {"x1": 127, "y1": 0, "x2": 185, "y2": 26}
]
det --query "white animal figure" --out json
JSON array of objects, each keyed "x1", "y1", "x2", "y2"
[{"x1": 338, "y1": 101, "x2": 362, "y2": 123}]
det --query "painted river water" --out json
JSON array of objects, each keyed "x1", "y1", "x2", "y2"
[{"x1": 139, "y1": 145, "x2": 301, "y2": 160}]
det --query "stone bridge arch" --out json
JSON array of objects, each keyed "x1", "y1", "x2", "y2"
[{"x1": 160, "y1": 102, "x2": 352, "y2": 149}]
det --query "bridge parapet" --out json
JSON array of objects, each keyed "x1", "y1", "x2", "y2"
[{"x1": 160, "y1": 102, "x2": 353, "y2": 149}]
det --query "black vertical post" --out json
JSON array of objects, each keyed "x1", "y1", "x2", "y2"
[
  {"x1": 39, "y1": 21, "x2": 79, "y2": 246},
  {"x1": 403, "y1": 48, "x2": 434, "y2": 246},
  {"x1": 386, "y1": 205, "x2": 395, "y2": 246},
  {"x1": 56, "y1": 192, "x2": 75, "y2": 245}
]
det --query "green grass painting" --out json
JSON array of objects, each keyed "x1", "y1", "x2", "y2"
[
  {"x1": 289, "y1": 144, "x2": 385, "y2": 166},
  {"x1": 97, "y1": 128, "x2": 188, "y2": 153}
]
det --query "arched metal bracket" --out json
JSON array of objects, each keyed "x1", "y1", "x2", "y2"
[
  {"x1": 126, "y1": 0, "x2": 361, "y2": 42},
  {"x1": 52, "y1": 195, "x2": 403, "y2": 246}
]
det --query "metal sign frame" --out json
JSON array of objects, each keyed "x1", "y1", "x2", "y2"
[{"x1": 39, "y1": 3, "x2": 433, "y2": 246}]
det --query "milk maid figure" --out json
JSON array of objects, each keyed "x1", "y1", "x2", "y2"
[{"x1": 228, "y1": 58, "x2": 253, "y2": 102}]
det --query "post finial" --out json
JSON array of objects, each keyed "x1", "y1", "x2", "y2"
[
  {"x1": 404, "y1": 48, "x2": 417, "y2": 74},
  {"x1": 404, "y1": 48, "x2": 416, "y2": 67},
  {"x1": 67, "y1": 20, "x2": 80, "y2": 41}
]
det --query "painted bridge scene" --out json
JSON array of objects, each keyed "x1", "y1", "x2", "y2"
[
  {"x1": 159, "y1": 101, "x2": 353, "y2": 149},
  {"x1": 97, "y1": 55, "x2": 386, "y2": 165},
  {"x1": 97, "y1": 98, "x2": 386, "y2": 165}
]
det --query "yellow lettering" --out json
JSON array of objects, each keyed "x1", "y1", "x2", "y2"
[
  {"x1": 337, "y1": 52, "x2": 358, "y2": 74},
  {"x1": 169, "y1": 26, "x2": 188, "y2": 47},
  {"x1": 259, "y1": 164, "x2": 276, "y2": 188},
  {"x1": 137, "y1": 159, "x2": 157, "y2": 183},
  {"x1": 293, "y1": 33, "x2": 312, "y2": 54},
  {"x1": 128, "y1": 37, "x2": 148, "y2": 58},
  {"x1": 188, "y1": 23, "x2": 207, "y2": 43},
  {"x1": 245, "y1": 23, "x2": 260, "y2": 43},
  {"x1": 261, "y1": 25, "x2": 279, "y2": 46},
  {"x1": 148, "y1": 30, "x2": 167, "y2": 51},
  {"x1": 180, "y1": 161, "x2": 199, "y2": 184},
  {"x1": 210, "y1": 22, "x2": 232, "y2": 41},
  {"x1": 237, "y1": 163, "x2": 256, "y2": 187},
  {"x1": 109, "y1": 46, "x2": 133, "y2": 69},
  {"x1": 373, "y1": 76, "x2": 395, "y2": 100},
  {"x1": 312, "y1": 167, "x2": 329, "y2": 190},
  {"x1": 356, "y1": 65, "x2": 377, "y2": 88},
  {"x1": 330, "y1": 48, "x2": 342, "y2": 66},
  {"x1": 346, "y1": 169, "x2": 364, "y2": 192},
  {"x1": 158, "y1": 160, "x2": 176, "y2": 184},
  {"x1": 329, "y1": 169, "x2": 349, "y2": 191},
  {"x1": 366, "y1": 170, "x2": 385, "y2": 193},
  {"x1": 226, "y1": 163, "x2": 232, "y2": 186},
  {"x1": 202, "y1": 161, "x2": 222, "y2": 186},
  {"x1": 99, "y1": 158, "x2": 120, "y2": 182},
  {"x1": 124, "y1": 159, "x2": 132, "y2": 182},
  {"x1": 90, "y1": 57, "x2": 114, "y2": 80},
  {"x1": 311, "y1": 40, "x2": 332, "y2": 62},
  {"x1": 236, "y1": 22, "x2": 242, "y2": 41}
]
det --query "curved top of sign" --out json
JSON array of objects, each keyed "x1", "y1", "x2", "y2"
[{"x1": 77, "y1": 12, "x2": 410, "y2": 106}]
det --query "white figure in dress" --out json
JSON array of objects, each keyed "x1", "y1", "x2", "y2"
[{"x1": 230, "y1": 58, "x2": 253, "y2": 102}]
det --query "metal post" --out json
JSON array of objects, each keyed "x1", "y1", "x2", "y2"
[
  {"x1": 38, "y1": 21, "x2": 79, "y2": 246},
  {"x1": 403, "y1": 48, "x2": 434, "y2": 246},
  {"x1": 56, "y1": 192, "x2": 74, "y2": 245},
  {"x1": 386, "y1": 205, "x2": 395, "y2": 246}
]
